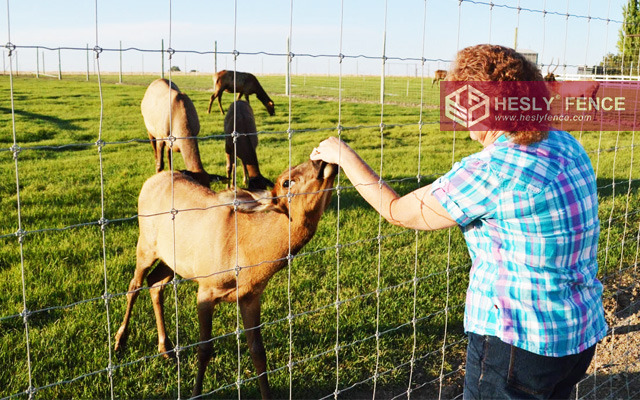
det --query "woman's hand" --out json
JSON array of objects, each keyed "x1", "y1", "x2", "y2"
[{"x1": 310, "y1": 136, "x2": 351, "y2": 165}]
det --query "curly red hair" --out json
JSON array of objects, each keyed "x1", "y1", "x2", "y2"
[{"x1": 448, "y1": 44, "x2": 547, "y2": 145}]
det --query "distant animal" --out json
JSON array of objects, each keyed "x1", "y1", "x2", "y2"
[
  {"x1": 224, "y1": 101, "x2": 274, "y2": 190},
  {"x1": 544, "y1": 59, "x2": 601, "y2": 118},
  {"x1": 207, "y1": 70, "x2": 275, "y2": 116},
  {"x1": 544, "y1": 58, "x2": 560, "y2": 82},
  {"x1": 432, "y1": 69, "x2": 447, "y2": 87},
  {"x1": 113, "y1": 158, "x2": 338, "y2": 398},
  {"x1": 141, "y1": 78, "x2": 211, "y2": 187}
]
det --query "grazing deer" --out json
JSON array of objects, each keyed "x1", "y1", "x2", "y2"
[
  {"x1": 224, "y1": 101, "x2": 274, "y2": 190},
  {"x1": 207, "y1": 70, "x2": 275, "y2": 116},
  {"x1": 114, "y1": 158, "x2": 338, "y2": 398},
  {"x1": 141, "y1": 78, "x2": 212, "y2": 187},
  {"x1": 432, "y1": 69, "x2": 447, "y2": 87}
]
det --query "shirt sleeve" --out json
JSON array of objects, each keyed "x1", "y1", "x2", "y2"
[{"x1": 430, "y1": 156, "x2": 501, "y2": 227}]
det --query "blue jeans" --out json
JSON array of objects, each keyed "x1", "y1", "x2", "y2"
[{"x1": 464, "y1": 333, "x2": 596, "y2": 400}]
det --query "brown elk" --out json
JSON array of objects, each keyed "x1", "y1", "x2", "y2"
[
  {"x1": 113, "y1": 158, "x2": 338, "y2": 398},
  {"x1": 141, "y1": 78, "x2": 212, "y2": 187},
  {"x1": 544, "y1": 58, "x2": 560, "y2": 82},
  {"x1": 432, "y1": 69, "x2": 447, "y2": 87},
  {"x1": 207, "y1": 70, "x2": 275, "y2": 116},
  {"x1": 224, "y1": 101, "x2": 274, "y2": 190},
  {"x1": 544, "y1": 59, "x2": 601, "y2": 118}
]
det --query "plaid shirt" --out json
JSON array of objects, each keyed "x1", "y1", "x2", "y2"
[{"x1": 430, "y1": 130, "x2": 607, "y2": 357}]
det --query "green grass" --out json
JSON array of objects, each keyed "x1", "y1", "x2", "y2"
[{"x1": 0, "y1": 74, "x2": 639, "y2": 399}]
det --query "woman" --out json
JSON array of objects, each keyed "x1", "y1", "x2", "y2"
[{"x1": 310, "y1": 44, "x2": 607, "y2": 399}]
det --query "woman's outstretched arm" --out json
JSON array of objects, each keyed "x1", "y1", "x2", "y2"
[{"x1": 310, "y1": 137, "x2": 457, "y2": 231}]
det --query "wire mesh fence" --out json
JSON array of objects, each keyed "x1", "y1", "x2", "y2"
[{"x1": 1, "y1": 0, "x2": 640, "y2": 399}]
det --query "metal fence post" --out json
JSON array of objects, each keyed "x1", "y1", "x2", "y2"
[
  {"x1": 86, "y1": 44, "x2": 90, "y2": 81},
  {"x1": 119, "y1": 40, "x2": 123, "y2": 83}
]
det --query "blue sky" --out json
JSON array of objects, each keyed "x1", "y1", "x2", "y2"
[{"x1": 0, "y1": 0, "x2": 628, "y2": 76}]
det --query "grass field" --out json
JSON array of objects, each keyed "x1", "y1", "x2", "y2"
[{"x1": 1, "y1": 73, "x2": 639, "y2": 399}]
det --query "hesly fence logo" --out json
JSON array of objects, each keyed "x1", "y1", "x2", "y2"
[
  {"x1": 444, "y1": 85, "x2": 490, "y2": 128},
  {"x1": 440, "y1": 81, "x2": 639, "y2": 132}
]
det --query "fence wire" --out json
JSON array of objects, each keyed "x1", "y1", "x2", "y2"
[{"x1": 2, "y1": 0, "x2": 640, "y2": 399}]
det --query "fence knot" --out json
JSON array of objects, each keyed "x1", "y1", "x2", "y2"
[
  {"x1": 21, "y1": 308, "x2": 31, "y2": 323},
  {"x1": 102, "y1": 291, "x2": 112, "y2": 303},
  {"x1": 288, "y1": 52, "x2": 295, "y2": 60},
  {"x1": 286, "y1": 253, "x2": 294, "y2": 262},
  {"x1": 338, "y1": 53, "x2": 344, "y2": 63},
  {"x1": 15, "y1": 228, "x2": 26, "y2": 243},
  {"x1": 95, "y1": 139, "x2": 105, "y2": 151},
  {"x1": 98, "y1": 218, "x2": 109, "y2": 231},
  {"x1": 166, "y1": 48, "x2": 175, "y2": 59},
  {"x1": 107, "y1": 362, "x2": 115, "y2": 378},
  {"x1": 10, "y1": 144, "x2": 21, "y2": 159},
  {"x1": 170, "y1": 208, "x2": 179, "y2": 217},
  {"x1": 93, "y1": 46, "x2": 103, "y2": 58},
  {"x1": 232, "y1": 49, "x2": 240, "y2": 59},
  {"x1": 379, "y1": 122, "x2": 386, "y2": 130},
  {"x1": 286, "y1": 128, "x2": 293, "y2": 140},
  {"x1": 336, "y1": 124, "x2": 343, "y2": 133},
  {"x1": 5, "y1": 42, "x2": 16, "y2": 56}
]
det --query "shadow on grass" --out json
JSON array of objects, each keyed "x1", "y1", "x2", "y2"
[
  {"x1": 596, "y1": 177, "x2": 640, "y2": 198},
  {"x1": 0, "y1": 107, "x2": 83, "y2": 141}
]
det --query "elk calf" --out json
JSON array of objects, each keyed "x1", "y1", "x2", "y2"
[
  {"x1": 141, "y1": 78, "x2": 211, "y2": 187},
  {"x1": 114, "y1": 159, "x2": 338, "y2": 399},
  {"x1": 224, "y1": 101, "x2": 274, "y2": 190},
  {"x1": 207, "y1": 70, "x2": 275, "y2": 116}
]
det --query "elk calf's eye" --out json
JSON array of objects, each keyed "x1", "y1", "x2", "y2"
[{"x1": 283, "y1": 180, "x2": 295, "y2": 188}]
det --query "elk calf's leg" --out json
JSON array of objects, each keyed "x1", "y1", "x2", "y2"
[
  {"x1": 147, "y1": 262, "x2": 175, "y2": 358},
  {"x1": 114, "y1": 243, "x2": 157, "y2": 352},
  {"x1": 192, "y1": 289, "x2": 218, "y2": 397},
  {"x1": 240, "y1": 295, "x2": 271, "y2": 399}
]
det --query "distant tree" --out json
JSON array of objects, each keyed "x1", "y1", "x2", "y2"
[
  {"x1": 599, "y1": 52, "x2": 623, "y2": 75},
  {"x1": 598, "y1": 0, "x2": 640, "y2": 75},
  {"x1": 617, "y1": 0, "x2": 640, "y2": 70},
  {"x1": 170, "y1": 66, "x2": 181, "y2": 72}
]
